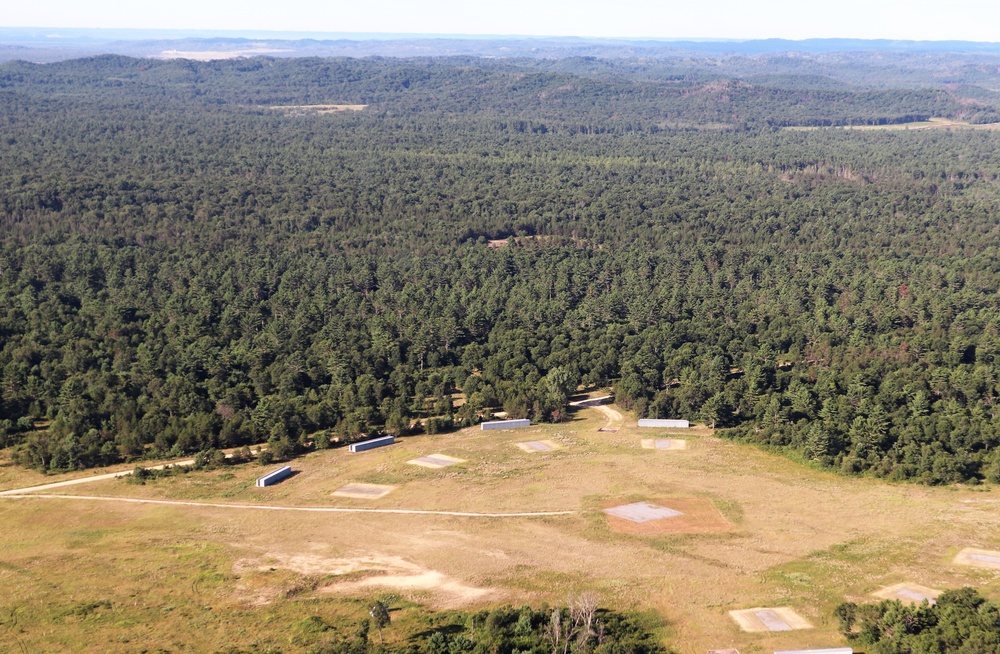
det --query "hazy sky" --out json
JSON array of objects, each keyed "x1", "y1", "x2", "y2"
[{"x1": 7, "y1": 0, "x2": 1000, "y2": 41}]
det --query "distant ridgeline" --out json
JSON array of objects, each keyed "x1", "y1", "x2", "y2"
[{"x1": 2, "y1": 54, "x2": 1000, "y2": 484}]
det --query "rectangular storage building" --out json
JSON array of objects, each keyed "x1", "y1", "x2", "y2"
[
  {"x1": 256, "y1": 465, "x2": 293, "y2": 487},
  {"x1": 349, "y1": 435, "x2": 396, "y2": 453},
  {"x1": 638, "y1": 419, "x2": 690, "y2": 428},
  {"x1": 481, "y1": 418, "x2": 531, "y2": 430}
]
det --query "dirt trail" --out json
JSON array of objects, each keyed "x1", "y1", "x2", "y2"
[
  {"x1": 0, "y1": 460, "x2": 194, "y2": 496},
  {"x1": 0, "y1": 494, "x2": 577, "y2": 517},
  {"x1": 569, "y1": 395, "x2": 624, "y2": 425}
]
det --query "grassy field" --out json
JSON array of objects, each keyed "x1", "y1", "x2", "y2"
[{"x1": 1, "y1": 404, "x2": 999, "y2": 653}]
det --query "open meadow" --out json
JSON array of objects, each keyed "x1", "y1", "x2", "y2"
[{"x1": 2, "y1": 401, "x2": 999, "y2": 653}]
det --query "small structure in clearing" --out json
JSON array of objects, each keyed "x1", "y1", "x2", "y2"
[
  {"x1": 638, "y1": 419, "x2": 690, "y2": 428},
  {"x1": 349, "y1": 435, "x2": 395, "y2": 453},
  {"x1": 516, "y1": 440, "x2": 561, "y2": 453},
  {"x1": 332, "y1": 483, "x2": 396, "y2": 499},
  {"x1": 872, "y1": 582, "x2": 942, "y2": 605},
  {"x1": 953, "y1": 547, "x2": 1000, "y2": 570},
  {"x1": 641, "y1": 438, "x2": 687, "y2": 450},
  {"x1": 407, "y1": 454, "x2": 465, "y2": 469},
  {"x1": 256, "y1": 465, "x2": 293, "y2": 488},
  {"x1": 728, "y1": 607, "x2": 812, "y2": 632}
]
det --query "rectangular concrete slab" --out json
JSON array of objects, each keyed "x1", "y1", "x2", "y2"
[
  {"x1": 873, "y1": 582, "x2": 942, "y2": 605},
  {"x1": 516, "y1": 440, "x2": 561, "y2": 452},
  {"x1": 332, "y1": 483, "x2": 396, "y2": 499},
  {"x1": 954, "y1": 547, "x2": 1000, "y2": 570},
  {"x1": 641, "y1": 439, "x2": 687, "y2": 450},
  {"x1": 729, "y1": 607, "x2": 812, "y2": 633},
  {"x1": 754, "y1": 610, "x2": 792, "y2": 631},
  {"x1": 775, "y1": 649, "x2": 852, "y2": 654},
  {"x1": 407, "y1": 454, "x2": 466, "y2": 469},
  {"x1": 603, "y1": 501, "x2": 683, "y2": 523},
  {"x1": 708, "y1": 650, "x2": 740, "y2": 654}
]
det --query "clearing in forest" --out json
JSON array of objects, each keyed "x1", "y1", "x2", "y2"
[
  {"x1": 2, "y1": 400, "x2": 999, "y2": 654},
  {"x1": 268, "y1": 104, "x2": 368, "y2": 115}
]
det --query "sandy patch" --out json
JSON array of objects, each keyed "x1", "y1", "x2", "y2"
[
  {"x1": 332, "y1": 483, "x2": 396, "y2": 500},
  {"x1": 234, "y1": 553, "x2": 492, "y2": 608},
  {"x1": 953, "y1": 547, "x2": 1000, "y2": 570},
  {"x1": 516, "y1": 440, "x2": 562, "y2": 453},
  {"x1": 728, "y1": 607, "x2": 812, "y2": 632},
  {"x1": 872, "y1": 582, "x2": 942, "y2": 604},
  {"x1": 407, "y1": 454, "x2": 465, "y2": 469},
  {"x1": 641, "y1": 439, "x2": 688, "y2": 450},
  {"x1": 603, "y1": 497, "x2": 730, "y2": 535}
]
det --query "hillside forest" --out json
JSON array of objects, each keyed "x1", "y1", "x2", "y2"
[{"x1": 4, "y1": 53, "x2": 1000, "y2": 484}]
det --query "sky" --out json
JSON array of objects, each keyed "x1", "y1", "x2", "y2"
[{"x1": 6, "y1": 0, "x2": 1000, "y2": 42}]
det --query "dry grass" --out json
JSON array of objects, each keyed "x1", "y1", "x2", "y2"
[{"x1": 1, "y1": 404, "x2": 999, "y2": 653}]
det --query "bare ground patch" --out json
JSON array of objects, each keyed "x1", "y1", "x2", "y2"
[
  {"x1": 603, "y1": 497, "x2": 731, "y2": 535},
  {"x1": 516, "y1": 440, "x2": 562, "y2": 453},
  {"x1": 728, "y1": 607, "x2": 812, "y2": 632},
  {"x1": 641, "y1": 439, "x2": 688, "y2": 450},
  {"x1": 232, "y1": 553, "x2": 493, "y2": 608},
  {"x1": 407, "y1": 454, "x2": 466, "y2": 469},
  {"x1": 332, "y1": 483, "x2": 396, "y2": 499},
  {"x1": 872, "y1": 582, "x2": 942, "y2": 604},
  {"x1": 953, "y1": 547, "x2": 1000, "y2": 570}
]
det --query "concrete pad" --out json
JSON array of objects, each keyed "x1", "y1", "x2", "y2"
[
  {"x1": 708, "y1": 650, "x2": 740, "y2": 654},
  {"x1": 407, "y1": 454, "x2": 466, "y2": 469},
  {"x1": 954, "y1": 547, "x2": 1000, "y2": 570},
  {"x1": 641, "y1": 438, "x2": 687, "y2": 450},
  {"x1": 516, "y1": 440, "x2": 561, "y2": 453},
  {"x1": 872, "y1": 582, "x2": 942, "y2": 605},
  {"x1": 603, "y1": 501, "x2": 683, "y2": 523},
  {"x1": 728, "y1": 607, "x2": 812, "y2": 633},
  {"x1": 332, "y1": 483, "x2": 396, "y2": 499}
]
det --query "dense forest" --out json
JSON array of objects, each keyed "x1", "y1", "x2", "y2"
[{"x1": 3, "y1": 54, "x2": 1000, "y2": 483}]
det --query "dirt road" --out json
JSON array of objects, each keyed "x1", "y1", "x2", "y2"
[
  {"x1": 1, "y1": 493, "x2": 576, "y2": 517},
  {"x1": 0, "y1": 460, "x2": 195, "y2": 496},
  {"x1": 569, "y1": 395, "x2": 624, "y2": 425}
]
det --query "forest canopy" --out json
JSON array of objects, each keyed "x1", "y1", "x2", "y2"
[{"x1": 3, "y1": 53, "x2": 1000, "y2": 484}]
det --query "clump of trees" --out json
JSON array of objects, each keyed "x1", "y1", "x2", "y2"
[
  {"x1": 834, "y1": 588, "x2": 1000, "y2": 653},
  {"x1": 287, "y1": 596, "x2": 668, "y2": 654}
]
